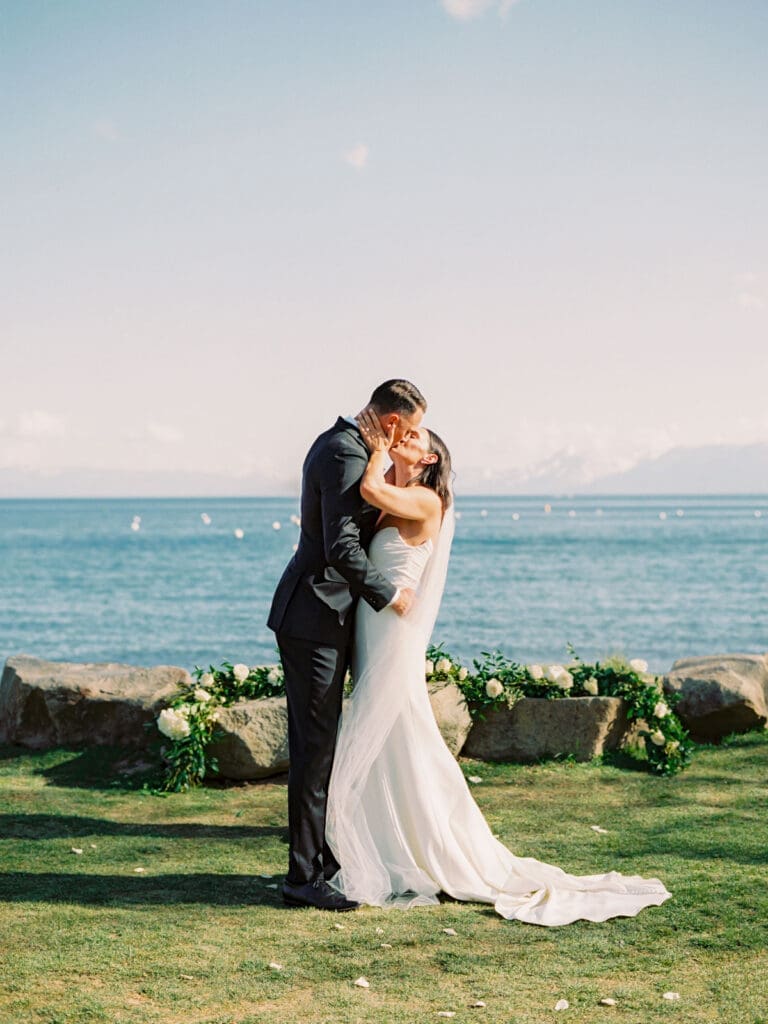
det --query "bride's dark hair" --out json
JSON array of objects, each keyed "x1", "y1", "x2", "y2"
[{"x1": 408, "y1": 430, "x2": 453, "y2": 510}]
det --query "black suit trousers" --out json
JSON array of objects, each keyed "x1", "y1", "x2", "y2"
[{"x1": 276, "y1": 630, "x2": 349, "y2": 885}]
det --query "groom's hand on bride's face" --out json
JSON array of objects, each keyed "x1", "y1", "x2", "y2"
[{"x1": 391, "y1": 588, "x2": 415, "y2": 616}]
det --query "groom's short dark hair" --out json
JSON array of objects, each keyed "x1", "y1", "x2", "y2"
[{"x1": 370, "y1": 379, "x2": 427, "y2": 416}]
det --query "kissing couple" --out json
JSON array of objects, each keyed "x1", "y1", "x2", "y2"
[{"x1": 268, "y1": 379, "x2": 671, "y2": 925}]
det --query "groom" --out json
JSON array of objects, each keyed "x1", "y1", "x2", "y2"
[{"x1": 268, "y1": 379, "x2": 427, "y2": 911}]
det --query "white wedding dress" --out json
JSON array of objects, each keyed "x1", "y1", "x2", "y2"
[{"x1": 325, "y1": 513, "x2": 671, "y2": 925}]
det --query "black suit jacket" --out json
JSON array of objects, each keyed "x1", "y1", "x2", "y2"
[{"x1": 267, "y1": 417, "x2": 397, "y2": 646}]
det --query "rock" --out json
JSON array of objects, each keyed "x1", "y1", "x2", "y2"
[
  {"x1": 207, "y1": 697, "x2": 290, "y2": 780},
  {"x1": 663, "y1": 654, "x2": 768, "y2": 740},
  {"x1": 0, "y1": 654, "x2": 187, "y2": 749},
  {"x1": 428, "y1": 679, "x2": 473, "y2": 756},
  {"x1": 462, "y1": 696, "x2": 631, "y2": 763}
]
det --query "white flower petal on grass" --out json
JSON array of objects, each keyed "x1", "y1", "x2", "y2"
[
  {"x1": 180, "y1": 973, "x2": 194, "y2": 980},
  {"x1": 89, "y1": 843, "x2": 97, "y2": 849},
  {"x1": 380, "y1": 942, "x2": 392, "y2": 948},
  {"x1": 353, "y1": 976, "x2": 370, "y2": 988},
  {"x1": 70, "y1": 847, "x2": 83, "y2": 854},
  {"x1": 598, "y1": 997, "x2": 617, "y2": 1005},
  {"x1": 590, "y1": 825, "x2": 609, "y2": 834},
  {"x1": 265, "y1": 883, "x2": 278, "y2": 890},
  {"x1": 554, "y1": 998, "x2": 569, "y2": 1010},
  {"x1": 437, "y1": 1013, "x2": 456, "y2": 1019},
  {"x1": 468, "y1": 776, "x2": 483, "y2": 784},
  {"x1": 268, "y1": 962, "x2": 284, "y2": 971},
  {"x1": 333, "y1": 922, "x2": 346, "y2": 930},
  {"x1": 662, "y1": 992, "x2": 680, "y2": 1001},
  {"x1": 442, "y1": 927, "x2": 458, "y2": 936},
  {"x1": 470, "y1": 1000, "x2": 486, "y2": 1007},
  {"x1": 375, "y1": 927, "x2": 385, "y2": 934},
  {"x1": 133, "y1": 867, "x2": 145, "y2": 873}
]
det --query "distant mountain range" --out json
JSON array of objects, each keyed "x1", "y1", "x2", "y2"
[{"x1": 1, "y1": 443, "x2": 767, "y2": 497}]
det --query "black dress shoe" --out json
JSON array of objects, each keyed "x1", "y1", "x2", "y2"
[{"x1": 282, "y1": 878, "x2": 360, "y2": 912}]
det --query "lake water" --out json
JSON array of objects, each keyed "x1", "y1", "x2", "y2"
[{"x1": 1, "y1": 495, "x2": 766, "y2": 675}]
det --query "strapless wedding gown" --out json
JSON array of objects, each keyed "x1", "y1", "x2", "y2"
[{"x1": 325, "y1": 526, "x2": 671, "y2": 925}]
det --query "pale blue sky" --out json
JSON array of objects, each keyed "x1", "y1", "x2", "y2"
[{"x1": 2, "y1": 0, "x2": 766, "y2": 493}]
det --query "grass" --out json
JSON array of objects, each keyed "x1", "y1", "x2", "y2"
[{"x1": 1, "y1": 735, "x2": 767, "y2": 1024}]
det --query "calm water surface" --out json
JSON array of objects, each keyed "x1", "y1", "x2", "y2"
[{"x1": 1, "y1": 495, "x2": 766, "y2": 674}]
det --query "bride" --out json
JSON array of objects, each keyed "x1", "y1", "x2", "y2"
[{"x1": 325, "y1": 410, "x2": 671, "y2": 926}]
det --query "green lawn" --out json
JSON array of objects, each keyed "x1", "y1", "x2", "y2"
[{"x1": 1, "y1": 735, "x2": 767, "y2": 1024}]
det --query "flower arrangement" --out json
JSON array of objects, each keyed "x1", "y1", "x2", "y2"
[
  {"x1": 155, "y1": 646, "x2": 692, "y2": 790},
  {"x1": 425, "y1": 642, "x2": 691, "y2": 777},
  {"x1": 156, "y1": 660, "x2": 285, "y2": 792}
]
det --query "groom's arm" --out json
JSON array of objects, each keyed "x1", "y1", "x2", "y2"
[{"x1": 318, "y1": 444, "x2": 398, "y2": 612}]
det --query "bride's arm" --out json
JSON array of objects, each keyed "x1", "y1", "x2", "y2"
[{"x1": 360, "y1": 448, "x2": 441, "y2": 522}]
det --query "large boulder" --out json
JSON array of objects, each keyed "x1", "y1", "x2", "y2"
[
  {"x1": 207, "y1": 698, "x2": 290, "y2": 780},
  {"x1": 428, "y1": 679, "x2": 473, "y2": 757},
  {"x1": 208, "y1": 680, "x2": 473, "y2": 781},
  {"x1": 0, "y1": 654, "x2": 188, "y2": 749},
  {"x1": 462, "y1": 696, "x2": 631, "y2": 763},
  {"x1": 663, "y1": 654, "x2": 768, "y2": 740}
]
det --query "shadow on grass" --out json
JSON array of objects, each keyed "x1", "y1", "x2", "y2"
[
  {"x1": 0, "y1": 871, "x2": 297, "y2": 907},
  {"x1": 0, "y1": 813, "x2": 288, "y2": 841}
]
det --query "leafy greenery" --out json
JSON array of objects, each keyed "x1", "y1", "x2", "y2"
[
  {"x1": 2, "y1": 735, "x2": 767, "y2": 1024},
  {"x1": 157, "y1": 660, "x2": 285, "y2": 793}
]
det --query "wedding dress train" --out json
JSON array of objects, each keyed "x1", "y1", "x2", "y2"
[{"x1": 325, "y1": 518, "x2": 671, "y2": 926}]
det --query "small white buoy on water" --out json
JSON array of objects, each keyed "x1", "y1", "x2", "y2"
[
  {"x1": 755, "y1": 510, "x2": 763, "y2": 518},
  {"x1": 480, "y1": 509, "x2": 488, "y2": 518},
  {"x1": 454, "y1": 511, "x2": 462, "y2": 520},
  {"x1": 289, "y1": 514, "x2": 301, "y2": 526},
  {"x1": 131, "y1": 514, "x2": 141, "y2": 531},
  {"x1": 595, "y1": 508, "x2": 603, "y2": 516},
  {"x1": 544, "y1": 503, "x2": 552, "y2": 514},
  {"x1": 512, "y1": 512, "x2": 520, "y2": 521},
  {"x1": 292, "y1": 543, "x2": 298, "y2": 551},
  {"x1": 568, "y1": 509, "x2": 576, "y2": 518},
  {"x1": 676, "y1": 509, "x2": 684, "y2": 517},
  {"x1": 272, "y1": 521, "x2": 281, "y2": 530},
  {"x1": 659, "y1": 511, "x2": 667, "y2": 520},
  {"x1": 234, "y1": 528, "x2": 244, "y2": 539},
  {"x1": 201, "y1": 512, "x2": 212, "y2": 525}
]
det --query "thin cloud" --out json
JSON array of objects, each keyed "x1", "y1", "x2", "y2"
[
  {"x1": 17, "y1": 410, "x2": 67, "y2": 439},
  {"x1": 344, "y1": 143, "x2": 369, "y2": 170},
  {"x1": 93, "y1": 118, "x2": 121, "y2": 143},
  {"x1": 145, "y1": 421, "x2": 184, "y2": 444},
  {"x1": 441, "y1": 0, "x2": 521, "y2": 21}
]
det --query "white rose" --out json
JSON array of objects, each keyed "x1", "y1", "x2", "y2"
[
  {"x1": 629, "y1": 658, "x2": 648, "y2": 674},
  {"x1": 653, "y1": 701, "x2": 670, "y2": 718},
  {"x1": 485, "y1": 678, "x2": 504, "y2": 699},
  {"x1": 233, "y1": 663, "x2": 250, "y2": 683},
  {"x1": 458, "y1": 666, "x2": 468, "y2": 681},
  {"x1": 528, "y1": 664, "x2": 544, "y2": 680},
  {"x1": 267, "y1": 667, "x2": 281, "y2": 685},
  {"x1": 650, "y1": 729, "x2": 665, "y2": 746},
  {"x1": 583, "y1": 677, "x2": 599, "y2": 696},
  {"x1": 193, "y1": 687, "x2": 212, "y2": 703},
  {"x1": 211, "y1": 708, "x2": 222, "y2": 722},
  {"x1": 666, "y1": 739, "x2": 680, "y2": 752},
  {"x1": 425, "y1": 659, "x2": 434, "y2": 677},
  {"x1": 436, "y1": 658, "x2": 452, "y2": 675},
  {"x1": 555, "y1": 670, "x2": 573, "y2": 691},
  {"x1": 544, "y1": 664, "x2": 565, "y2": 683},
  {"x1": 157, "y1": 708, "x2": 191, "y2": 741},
  {"x1": 200, "y1": 673, "x2": 214, "y2": 687}
]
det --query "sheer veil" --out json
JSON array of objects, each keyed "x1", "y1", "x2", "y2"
[{"x1": 407, "y1": 500, "x2": 455, "y2": 647}]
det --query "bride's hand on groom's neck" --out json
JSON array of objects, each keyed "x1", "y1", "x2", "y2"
[{"x1": 355, "y1": 406, "x2": 395, "y2": 454}]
